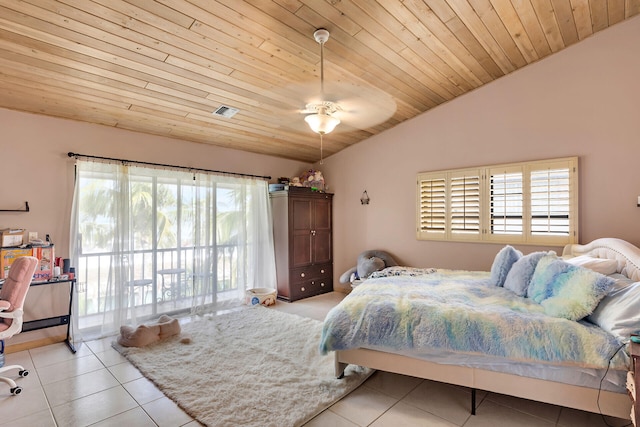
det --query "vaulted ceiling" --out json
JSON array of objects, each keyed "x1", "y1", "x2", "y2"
[{"x1": 1, "y1": 1, "x2": 638, "y2": 162}]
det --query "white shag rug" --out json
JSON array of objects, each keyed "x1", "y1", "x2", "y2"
[{"x1": 113, "y1": 306, "x2": 372, "y2": 427}]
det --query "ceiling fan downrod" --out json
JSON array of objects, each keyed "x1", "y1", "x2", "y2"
[{"x1": 314, "y1": 29, "x2": 330, "y2": 98}]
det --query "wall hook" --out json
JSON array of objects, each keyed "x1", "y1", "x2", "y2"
[{"x1": 360, "y1": 191, "x2": 370, "y2": 205}]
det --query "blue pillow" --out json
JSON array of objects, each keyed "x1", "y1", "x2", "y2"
[
  {"x1": 527, "y1": 254, "x2": 572, "y2": 301},
  {"x1": 528, "y1": 254, "x2": 615, "y2": 321},
  {"x1": 490, "y1": 245, "x2": 522, "y2": 287},
  {"x1": 503, "y1": 251, "x2": 549, "y2": 297}
]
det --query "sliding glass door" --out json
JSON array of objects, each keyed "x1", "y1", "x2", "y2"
[{"x1": 70, "y1": 160, "x2": 275, "y2": 339}]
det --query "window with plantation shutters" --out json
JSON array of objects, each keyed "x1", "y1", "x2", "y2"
[
  {"x1": 417, "y1": 168, "x2": 482, "y2": 241},
  {"x1": 417, "y1": 157, "x2": 578, "y2": 245}
]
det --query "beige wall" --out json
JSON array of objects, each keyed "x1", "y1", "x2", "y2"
[
  {"x1": 1, "y1": 110, "x2": 311, "y2": 254},
  {"x1": 1, "y1": 110, "x2": 311, "y2": 345},
  {"x1": 321, "y1": 15, "x2": 640, "y2": 292}
]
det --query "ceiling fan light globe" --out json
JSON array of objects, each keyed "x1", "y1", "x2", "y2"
[{"x1": 305, "y1": 113, "x2": 340, "y2": 134}]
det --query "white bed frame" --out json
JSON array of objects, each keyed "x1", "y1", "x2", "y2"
[{"x1": 334, "y1": 238, "x2": 640, "y2": 420}]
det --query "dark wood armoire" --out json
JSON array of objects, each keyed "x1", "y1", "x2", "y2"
[{"x1": 270, "y1": 187, "x2": 333, "y2": 301}]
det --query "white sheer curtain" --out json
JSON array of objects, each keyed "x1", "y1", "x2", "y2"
[
  {"x1": 187, "y1": 172, "x2": 277, "y2": 314},
  {"x1": 70, "y1": 160, "x2": 276, "y2": 338}
]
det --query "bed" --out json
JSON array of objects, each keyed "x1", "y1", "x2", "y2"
[{"x1": 320, "y1": 238, "x2": 640, "y2": 420}]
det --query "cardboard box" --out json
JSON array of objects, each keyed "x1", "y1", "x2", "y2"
[
  {"x1": 1, "y1": 248, "x2": 33, "y2": 279},
  {"x1": 1, "y1": 245, "x2": 55, "y2": 281},
  {"x1": 0, "y1": 229, "x2": 25, "y2": 247}
]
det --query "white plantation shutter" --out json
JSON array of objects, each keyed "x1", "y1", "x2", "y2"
[
  {"x1": 488, "y1": 167, "x2": 523, "y2": 239},
  {"x1": 417, "y1": 174, "x2": 446, "y2": 238},
  {"x1": 449, "y1": 171, "x2": 481, "y2": 239},
  {"x1": 528, "y1": 159, "x2": 577, "y2": 244},
  {"x1": 417, "y1": 157, "x2": 578, "y2": 245}
]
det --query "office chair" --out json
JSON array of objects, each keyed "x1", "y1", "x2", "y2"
[{"x1": 0, "y1": 256, "x2": 38, "y2": 396}]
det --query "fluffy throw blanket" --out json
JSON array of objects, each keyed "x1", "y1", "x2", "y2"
[{"x1": 320, "y1": 270, "x2": 627, "y2": 370}]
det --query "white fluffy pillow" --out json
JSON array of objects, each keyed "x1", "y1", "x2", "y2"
[
  {"x1": 564, "y1": 255, "x2": 618, "y2": 275},
  {"x1": 528, "y1": 254, "x2": 614, "y2": 321}
]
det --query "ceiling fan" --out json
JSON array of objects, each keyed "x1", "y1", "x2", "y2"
[
  {"x1": 303, "y1": 29, "x2": 341, "y2": 138},
  {"x1": 299, "y1": 29, "x2": 396, "y2": 163}
]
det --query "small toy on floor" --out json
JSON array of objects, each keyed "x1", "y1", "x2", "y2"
[{"x1": 117, "y1": 314, "x2": 182, "y2": 347}]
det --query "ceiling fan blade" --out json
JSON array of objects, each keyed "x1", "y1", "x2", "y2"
[{"x1": 333, "y1": 96, "x2": 396, "y2": 131}]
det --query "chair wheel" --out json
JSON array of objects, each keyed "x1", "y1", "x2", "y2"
[
  {"x1": 19, "y1": 370, "x2": 29, "y2": 377},
  {"x1": 10, "y1": 386, "x2": 22, "y2": 396}
]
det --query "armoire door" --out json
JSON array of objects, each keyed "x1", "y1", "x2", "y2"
[
  {"x1": 291, "y1": 198, "x2": 313, "y2": 267},
  {"x1": 312, "y1": 197, "x2": 332, "y2": 264}
]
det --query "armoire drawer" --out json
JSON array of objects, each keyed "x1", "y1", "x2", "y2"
[
  {"x1": 290, "y1": 264, "x2": 332, "y2": 283},
  {"x1": 289, "y1": 277, "x2": 333, "y2": 301}
]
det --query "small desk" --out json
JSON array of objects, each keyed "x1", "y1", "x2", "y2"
[
  {"x1": 157, "y1": 268, "x2": 186, "y2": 301},
  {"x1": 1, "y1": 277, "x2": 77, "y2": 353}
]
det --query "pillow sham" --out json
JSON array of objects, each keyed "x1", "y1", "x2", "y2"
[
  {"x1": 564, "y1": 255, "x2": 618, "y2": 275},
  {"x1": 587, "y1": 280, "x2": 640, "y2": 339},
  {"x1": 528, "y1": 254, "x2": 615, "y2": 321},
  {"x1": 503, "y1": 251, "x2": 549, "y2": 297},
  {"x1": 490, "y1": 245, "x2": 522, "y2": 287}
]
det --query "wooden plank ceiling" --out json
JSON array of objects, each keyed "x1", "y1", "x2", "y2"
[{"x1": 1, "y1": 1, "x2": 638, "y2": 163}]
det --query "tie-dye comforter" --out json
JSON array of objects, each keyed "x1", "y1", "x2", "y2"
[{"x1": 320, "y1": 269, "x2": 628, "y2": 370}]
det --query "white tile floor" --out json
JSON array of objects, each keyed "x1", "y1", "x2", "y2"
[{"x1": 0, "y1": 292, "x2": 632, "y2": 427}]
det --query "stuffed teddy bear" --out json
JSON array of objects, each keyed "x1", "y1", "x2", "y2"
[
  {"x1": 339, "y1": 250, "x2": 399, "y2": 284},
  {"x1": 117, "y1": 314, "x2": 182, "y2": 347}
]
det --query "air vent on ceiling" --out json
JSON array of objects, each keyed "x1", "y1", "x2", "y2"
[{"x1": 212, "y1": 105, "x2": 239, "y2": 118}]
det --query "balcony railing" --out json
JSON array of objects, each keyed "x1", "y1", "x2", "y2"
[{"x1": 76, "y1": 244, "x2": 241, "y2": 334}]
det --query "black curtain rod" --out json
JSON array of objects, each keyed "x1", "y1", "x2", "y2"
[{"x1": 67, "y1": 152, "x2": 271, "y2": 180}]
